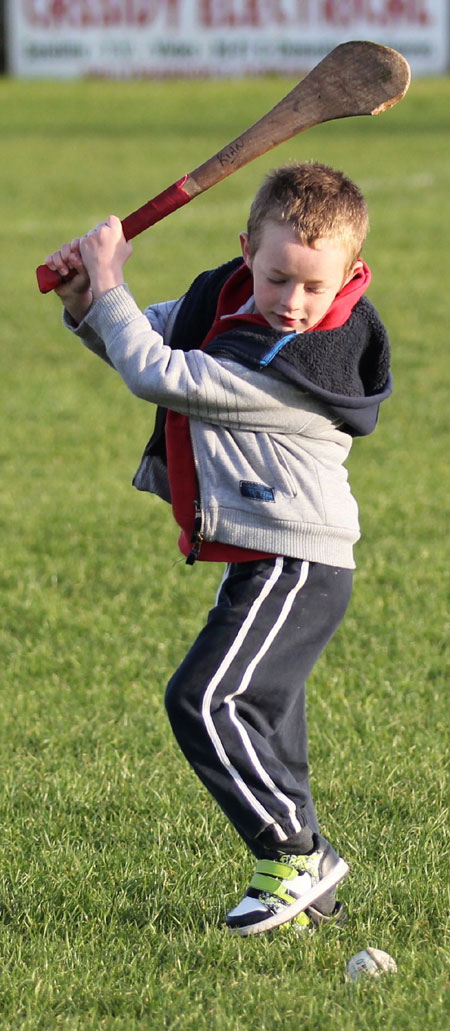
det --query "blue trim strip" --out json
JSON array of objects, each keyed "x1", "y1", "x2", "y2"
[{"x1": 259, "y1": 332, "x2": 297, "y2": 367}]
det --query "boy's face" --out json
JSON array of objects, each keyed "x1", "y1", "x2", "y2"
[{"x1": 241, "y1": 220, "x2": 361, "y2": 334}]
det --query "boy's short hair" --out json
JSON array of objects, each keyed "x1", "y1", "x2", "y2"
[{"x1": 247, "y1": 161, "x2": 369, "y2": 270}]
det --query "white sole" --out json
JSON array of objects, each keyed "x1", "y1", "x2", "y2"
[{"x1": 228, "y1": 858, "x2": 349, "y2": 937}]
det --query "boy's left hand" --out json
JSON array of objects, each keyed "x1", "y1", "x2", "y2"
[{"x1": 79, "y1": 215, "x2": 133, "y2": 300}]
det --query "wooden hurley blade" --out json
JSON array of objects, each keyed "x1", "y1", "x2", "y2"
[{"x1": 187, "y1": 41, "x2": 411, "y2": 195}]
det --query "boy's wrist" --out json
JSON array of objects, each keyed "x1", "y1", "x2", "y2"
[
  {"x1": 89, "y1": 263, "x2": 124, "y2": 301},
  {"x1": 60, "y1": 286, "x2": 93, "y2": 324},
  {"x1": 91, "y1": 274, "x2": 125, "y2": 301}
]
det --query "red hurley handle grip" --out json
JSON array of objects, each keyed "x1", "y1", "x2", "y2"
[{"x1": 36, "y1": 176, "x2": 192, "y2": 294}]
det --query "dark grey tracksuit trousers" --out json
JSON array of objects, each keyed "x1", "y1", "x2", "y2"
[{"x1": 165, "y1": 556, "x2": 353, "y2": 857}]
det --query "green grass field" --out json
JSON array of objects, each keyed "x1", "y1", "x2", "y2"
[{"x1": 0, "y1": 70, "x2": 449, "y2": 1030}]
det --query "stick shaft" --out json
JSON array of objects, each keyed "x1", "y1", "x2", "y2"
[
  {"x1": 36, "y1": 41, "x2": 410, "y2": 294},
  {"x1": 36, "y1": 177, "x2": 195, "y2": 293}
]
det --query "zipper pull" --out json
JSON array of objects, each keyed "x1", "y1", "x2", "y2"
[{"x1": 186, "y1": 500, "x2": 204, "y2": 565}]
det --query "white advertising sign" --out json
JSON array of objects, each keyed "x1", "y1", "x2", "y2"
[{"x1": 7, "y1": 1, "x2": 450, "y2": 79}]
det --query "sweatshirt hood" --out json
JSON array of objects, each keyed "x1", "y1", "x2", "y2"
[{"x1": 206, "y1": 293, "x2": 392, "y2": 437}]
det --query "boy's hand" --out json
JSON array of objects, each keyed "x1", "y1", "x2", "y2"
[
  {"x1": 45, "y1": 216, "x2": 132, "y2": 322},
  {"x1": 79, "y1": 215, "x2": 133, "y2": 300},
  {"x1": 45, "y1": 238, "x2": 93, "y2": 324}
]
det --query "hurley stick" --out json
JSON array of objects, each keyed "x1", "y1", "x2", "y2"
[{"x1": 36, "y1": 40, "x2": 410, "y2": 294}]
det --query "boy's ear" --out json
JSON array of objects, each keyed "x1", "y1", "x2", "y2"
[
  {"x1": 240, "y1": 232, "x2": 252, "y2": 270},
  {"x1": 343, "y1": 258, "x2": 363, "y2": 286}
]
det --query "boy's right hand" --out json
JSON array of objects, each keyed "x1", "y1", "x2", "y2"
[{"x1": 45, "y1": 239, "x2": 93, "y2": 324}]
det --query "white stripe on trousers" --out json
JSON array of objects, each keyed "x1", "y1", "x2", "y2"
[{"x1": 201, "y1": 556, "x2": 310, "y2": 842}]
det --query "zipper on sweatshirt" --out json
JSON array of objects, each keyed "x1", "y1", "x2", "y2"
[{"x1": 186, "y1": 499, "x2": 204, "y2": 565}]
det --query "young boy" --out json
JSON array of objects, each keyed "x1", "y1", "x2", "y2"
[{"x1": 46, "y1": 162, "x2": 392, "y2": 937}]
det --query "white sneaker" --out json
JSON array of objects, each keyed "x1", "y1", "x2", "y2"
[{"x1": 226, "y1": 834, "x2": 349, "y2": 937}]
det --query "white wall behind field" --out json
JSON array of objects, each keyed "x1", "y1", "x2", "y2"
[{"x1": 4, "y1": 0, "x2": 450, "y2": 79}]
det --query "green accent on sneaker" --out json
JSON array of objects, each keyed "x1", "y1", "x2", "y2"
[
  {"x1": 249, "y1": 854, "x2": 323, "y2": 905},
  {"x1": 287, "y1": 852, "x2": 322, "y2": 878},
  {"x1": 291, "y1": 911, "x2": 311, "y2": 936},
  {"x1": 255, "y1": 859, "x2": 299, "y2": 880},
  {"x1": 251, "y1": 855, "x2": 321, "y2": 888},
  {"x1": 279, "y1": 910, "x2": 312, "y2": 935},
  {"x1": 250, "y1": 874, "x2": 297, "y2": 904},
  {"x1": 293, "y1": 911, "x2": 311, "y2": 928}
]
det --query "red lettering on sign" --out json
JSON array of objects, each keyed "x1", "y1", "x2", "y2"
[
  {"x1": 24, "y1": 0, "x2": 50, "y2": 26},
  {"x1": 199, "y1": 0, "x2": 291, "y2": 28},
  {"x1": 23, "y1": 0, "x2": 430, "y2": 27},
  {"x1": 321, "y1": 0, "x2": 430, "y2": 25},
  {"x1": 24, "y1": 0, "x2": 182, "y2": 28},
  {"x1": 124, "y1": 0, "x2": 181, "y2": 26}
]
